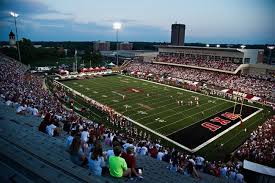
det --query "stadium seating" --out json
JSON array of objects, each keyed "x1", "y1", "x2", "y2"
[
  {"x1": 0, "y1": 102, "x2": 235, "y2": 183},
  {"x1": 156, "y1": 55, "x2": 241, "y2": 72},
  {"x1": 125, "y1": 62, "x2": 275, "y2": 103}
]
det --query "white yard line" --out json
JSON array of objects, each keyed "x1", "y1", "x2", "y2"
[
  {"x1": 136, "y1": 98, "x2": 212, "y2": 122},
  {"x1": 121, "y1": 75, "x2": 261, "y2": 110},
  {"x1": 165, "y1": 104, "x2": 234, "y2": 136},
  {"x1": 54, "y1": 80, "x2": 193, "y2": 152},
  {"x1": 111, "y1": 91, "x2": 124, "y2": 97},
  {"x1": 161, "y1": 100, "x2": 216, "y2": 120},
  {"x1": 153, "y1": 102, "x2": 228, "y2": 130}
]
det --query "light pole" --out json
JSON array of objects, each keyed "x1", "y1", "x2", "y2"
[
  {"x1": 240, "y1": 45, "x2": 246, "y2": 49},
  {"x1": 113, "y1": 22, "x2": 122, "y2": 66},
  {"x1": 10, "y1": 11, "x2": 21, "y2": 62},
  {"x1": 267, "y1": 46, "x2": 274, "y2": 64}
]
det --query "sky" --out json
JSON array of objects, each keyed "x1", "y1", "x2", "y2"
[{"x1": 0, "y1": 0, "x2": 274, "y2": 44}]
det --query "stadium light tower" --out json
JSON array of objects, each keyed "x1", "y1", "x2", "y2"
[
  {"x1": 267, "y1": 46, "x2": 274, "y2": 64},
  {"x1": 240, "y1": 45, "x2": 246, "y2": 49},
  {"x1": 113, "y1": 22, "x2": 122, "y2": 66},
  {"x1": 10, "y1": 11, "x2": 21, "y2": 62}
]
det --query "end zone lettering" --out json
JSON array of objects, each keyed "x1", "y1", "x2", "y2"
[{"x1": 202, "y1": 112, "x2": 241, "y2": 132}]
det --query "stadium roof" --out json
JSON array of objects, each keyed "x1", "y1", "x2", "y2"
[{"x1": 157, "y1": 45, "x2": 243, "y2": 52}]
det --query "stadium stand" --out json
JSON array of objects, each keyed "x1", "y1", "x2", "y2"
[
  {"x1": 125, "y1": 62, "x2": 275, "y2": 103},
  {"x1": 156, "y1": 55, "x2": 241, "y2": 72}
]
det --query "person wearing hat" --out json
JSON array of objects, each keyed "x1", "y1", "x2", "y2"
[{"x1": 109, "y1": 146, "x2": 131, "y2": 178}]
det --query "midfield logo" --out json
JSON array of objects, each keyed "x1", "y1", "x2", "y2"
[{"x1": 201, "y1": 112, "x2": 241, "y2": 132}]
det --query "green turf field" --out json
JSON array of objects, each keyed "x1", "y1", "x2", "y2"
[
  {"x1": 61, "y1": 75, "x2": 236, "y2": 134},
  {"x1": 55, "y1": 75, "x2": 270, "y2": 159}
]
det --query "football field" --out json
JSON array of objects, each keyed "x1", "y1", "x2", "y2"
[{"x1": 59, "y1": 75, "x2": 261, "y2": 152}]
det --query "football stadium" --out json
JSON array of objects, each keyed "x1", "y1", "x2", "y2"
[{"x1": 0, "y1": 1, "x2": 275, "y2": 183}]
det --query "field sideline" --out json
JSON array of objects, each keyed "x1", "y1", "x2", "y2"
[{"x1": 59, "y1": 75, "x2": 261, "y2": 152}]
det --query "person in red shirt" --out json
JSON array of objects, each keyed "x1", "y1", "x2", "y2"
[
  {"x1": 121, "y1": 146, "x2": 143, "y2": 178},
  {"x1": 149, "y1": 145, "x2": 158, "y2": 158}
]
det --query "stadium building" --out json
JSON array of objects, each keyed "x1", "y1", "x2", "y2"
[{"x1": 155, "y1": 45, "x2": 269, "y2": 74}]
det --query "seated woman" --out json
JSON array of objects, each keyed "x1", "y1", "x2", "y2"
[
  {"x1": 68, "y1": 136, "x2": 85, "y2": 166},
  {"x1": 88, "y1": 143, "x2": 106, "y2": 176}
]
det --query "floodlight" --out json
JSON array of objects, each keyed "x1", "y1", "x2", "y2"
[
  {"x1": 10, "y1": 11, "x2": 19, "y2": 17},
  {"x1": 113, "y1": 22, "x2": 122, "y2": 30},
  {"x1": 206, "y1": 44, "x2": 210, "y2": 47},
  {"x1": 240, "y1": 45, "x2": 246, "y2": 49},
  {"x1": 267, "y1": 46, "x2": 274, "y2": 50},
  {"x1": 216, "y1": 44, "x2": 220, "y2": 48}
]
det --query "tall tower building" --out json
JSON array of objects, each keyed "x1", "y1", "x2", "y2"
[
  {"x1": 171, "y1": 24, "x2": 185, "y2": 46},
  {"x1": 9, "y1": 30, "x2": 16, "y2": 46}
]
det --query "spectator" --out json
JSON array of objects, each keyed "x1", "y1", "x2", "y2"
[
  {"x1": 81, "y1": 127, "x2": 90, "y2": 143},
  {"x1": 88, "y1": 143, "x2": 106, "y2": 176},
  {"x1": 66, "y1": 131, "x2": 75, "y2": 150},
  {"x1": 109, "y1": 146, "x2": 131, "y2": 178},
  {"x1": 121, "y1": 146, "x2": 143, "y2": 178},
  {"x1": 69, "y1": 136, "x2": 85, "y2": 166},
  {"x1": 46, "y1": 121, "x2": 57, "y2": 137}
]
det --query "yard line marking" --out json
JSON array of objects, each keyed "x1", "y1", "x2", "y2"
[
  {"x1": 121, "y1": 75, "x2": 261, "y2": 110},
  {"x1": 112, "y1": 91, "x2": 124, "y2": 97},
  {"x1": 137, "y1": 110, "x2": 148, "y2": 115},
  {"x1": 165, "y1": 104, "x2": 234, "y2": 136},
  {"x1": 153, "y1": 102, "x2": 228, "y2": 131},
  {"x1": 54, "y1": 80, "x2": 194, "y2": 152},
  {"x1": 161, "y1": 101, "x2": 214, "y2": 120},
  {"x1": 137, "y1": 103, "x2": 153, "y2": 110},
  {"x1": 129, "y1": 95, "x2": 209, "y2": 119},
  {"x1": 135, "y1": 96, "x2": 210, "y2": 121},
  {"x1": 108, "y1": 90, "x2": 179, "y2": 108},
  {"x1": 116, "y1": 93, "x2": 196, "y2": 114},
  {"x1": 121, "y1": 80, "x2": 130, "y2": 83}
]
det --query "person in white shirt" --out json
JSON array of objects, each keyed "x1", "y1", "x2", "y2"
[
  {"x1": 81, "y1": 128, "x2": 90, "y2": 143},
  {"x1": 46, "y1": 123, "x2": 57, "y2": 136},
  {"x1": 32, "y1": 107, "x2": 39, "y2": 116},
  {"x1": 66, "y1": 131, "x2": 75, "y2": 150},
  {"x1": 6, "y1": 100, "x2": 13, "y2": 106},
  {"x1": 140, "y1": 144, "x2": 148, "y2": 156},
  {"x1": 16, "y1": 104, "x2": 26, "y2": 115},
  {"x1": 123, "y1": 139, "x2": 135, "y2": 152},
  {"x1": 195, "y1": 156, "x2": 205, "y2": 170},
  {"x1": 157, "y1": 149, "x2": 165, "y2": 161}
]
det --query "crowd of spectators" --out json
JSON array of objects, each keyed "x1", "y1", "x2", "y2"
[
  {"x1": 156, "y1": 55, "x2": 241, "y2": 71},
  {"x1": 125, "y1": 62, "x2": 275, "y2": 102},
  {"x1": 235, "y1": 116, "x2": 275, "y2": 168},
  {"x1": 1, "y1": 54, "x2": 274, "y2": 182}
]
